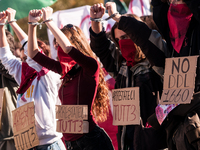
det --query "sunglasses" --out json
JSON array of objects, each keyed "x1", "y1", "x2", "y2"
[{"x1": 64, "y1": 24, "x2": 79, "y2": 34}]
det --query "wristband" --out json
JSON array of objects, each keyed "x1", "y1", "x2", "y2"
[
  {"x1": 28, "y1": 18, "x2": 53, "y2": 29},
  {"x1": 90, "y1": 17, "x2": 103, "y2": 22},
  {"x1": 105, "y1": 12, "x2": 119, "y2": 21},
  {"x1": 28, "y1": 22, "x2": 41, "y2": 26},
  {"x1": 21, "y1": 41, "x2": 28, "y2": 50},
  {"x1": 6, "y1": 19, "x2": 17, "y2": 24},
  {"x1": 42, "y1": 18, "x2": 53, "y2": 23},
  {"x1": 90, "y1": 12, "x2": 119, "y2": 22},
  {"x1": 0, "y1": 23, "x2": 5, "y2": 26}
]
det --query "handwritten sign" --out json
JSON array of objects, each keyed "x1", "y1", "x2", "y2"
[
  {"x1": 112, "y1": 87, "x2": 140, "y2": 125},
  {"x1": 55, "y1": 105, "x2": 89, "y2": 133},
  {"x1": 12, "y1": 102, "x2": 39, "y2": 150},
  {"x1": 0, "y1": 88, "x2": 4, "y2": 130},
  {"x1": 160, "y1": 56, "x2": 198, "y2": 104}
]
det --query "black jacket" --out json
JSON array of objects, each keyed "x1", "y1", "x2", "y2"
[
  {"x1": 150, "y1": 0, "x2": 200, "y2": 149},
  {"x1": 90, "y1": 22, "x2": 165, "y2": 149},
  {"x1": 152, "y1": 0, "x2": 200, "y2": 92}
]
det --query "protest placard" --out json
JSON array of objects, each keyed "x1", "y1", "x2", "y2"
[
  {"x1": 56, "y1": 119, "x2": 89, "y2": 133},
  {"x1": 55, "y1": 105, "x2": 89, "y2": 133},
  {"x1": 55, "y1": 105, "x2": 88, "y2": 120},
  {"x1": 112, "y1": 87, "x2": 140, "y2": 125},
  {"x1": 0, "y1": 88, "x2": 4, "y2": 130},
  {"x1": 160, "y1": 56, "x2": 198, "y2": 104},
  {"x1": 12, "y1": 102, "x2": 39, "y2": 150}
]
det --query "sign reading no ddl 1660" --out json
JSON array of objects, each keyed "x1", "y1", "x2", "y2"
[
  {"x1": 112, "y1": 87, "x2": 140, "y2": 125},
  {"x1": 160, "y1": 56, "x2": 198, "y2": 104}
]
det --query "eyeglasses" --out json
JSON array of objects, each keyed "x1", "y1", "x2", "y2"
[{"x1": 64, "y1": 24, "x2": 79, "y2": 34}]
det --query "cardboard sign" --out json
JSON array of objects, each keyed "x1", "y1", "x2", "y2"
[
  {"x1": 160, "y1": 56, "x2": 198, "y2": 104},
  {"x1": 55, "y1": 105, "x2": 89, "y2": 133},
  {"x1": 112, "y1": 87, "x2": 140, "y2": 125},
  {"x1": 12, "y1": 102, "x2": 39, "y2": 150},
  {"x1": 0, "y1": 88, "x2": 4, "y2": 130},
  {"x1": 56, "y1": 119, "x2": 89, "y2": 133},
  {"x1": 55, "y1": 105, "x2": 88, "y2": 120}
]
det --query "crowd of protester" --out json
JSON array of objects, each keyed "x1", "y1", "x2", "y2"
[{"x1": 0, "y1": 0, "x2": 199, "y2": 149}]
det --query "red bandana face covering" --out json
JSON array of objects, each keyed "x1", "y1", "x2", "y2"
[
  {"x1": 57, "y1": 46, "x2": 77, "y2": 78},
  {"x1": 119, "y1": 39, "x2": 137, "y2": 66},
  {"x1": 167, "y1": 3, "x2": 193, "y2": 53}
]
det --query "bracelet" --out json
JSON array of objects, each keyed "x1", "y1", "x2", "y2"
[
  {"x1": 28, "y1": 18, "x2": 53, "y2": 29},
  {"x1": 105, "y1": 12, "x2": 119, "y2": 21},
  {"x1": 0, "y1": 19, "x2": 17, "y2": 26},
  {"x1": 90, "y1": 12, "x2": 119, "y2": 22},
  {"x1": 6, "y1": 19, "x2": 17, "y2": 24},
  {"x1": 28, "y1": 22, "x2": 43, "y2": 29},
  {"x1": 28, "y1": 22, "x2": 41, "y2": 26},
  {"x1": 42, "y1": 18, "x2": 53, "y2": 23},
  {"x1": 90, "y1": 17, "x2": 103, "y2": 22},
  {"x1": 21, "y1": 41, "x2": 28, "y2": 50}
]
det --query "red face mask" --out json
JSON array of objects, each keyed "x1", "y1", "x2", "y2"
[
  {"x1": 119, "y1": 39, "x2": 137, "y2": 66},
  {"x1": 57, "y1": 46, "x2": 76, "y2": 78},
  {"x1": 167, "y1": 3, "x2": 193, "y2": 53}
]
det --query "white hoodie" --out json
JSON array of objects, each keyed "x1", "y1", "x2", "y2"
[{"x1": 0, "y1": 40, "x2": 63, "y2": 145}]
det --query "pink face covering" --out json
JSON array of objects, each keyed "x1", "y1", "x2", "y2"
[
  {"x1": 119, "y1": 39, "x2": 137, "y2": 66},
  {"x1": 167, "y1": 3, "x2": 193, "y2": 53},
  {"x1": 57, "y1": 46, "x2": 77, "y2": 78}
]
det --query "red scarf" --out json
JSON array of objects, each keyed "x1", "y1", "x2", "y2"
[
  {"x1": 167, "y1": 4, "x2": 193, "y2": 53},
  {"x1": 57, "y1": 46, "x2": 76, "y2": 79},
  {"x1": 17, "y1": 62, "x2": 37, "y2": 94},
  {"x1": 119, "y1": 39, "x2": 137, "y2": 66},
  {"x1": 17, "y1": 49, "x2": 49, "y2": 95},
  {"x1": 17, "y1": 62, "x2": 49, "y2": 94}
]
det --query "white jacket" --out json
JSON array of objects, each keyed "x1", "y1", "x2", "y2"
[{"x1": 0, "y1": 41, "x2": 63, "y2": 145}]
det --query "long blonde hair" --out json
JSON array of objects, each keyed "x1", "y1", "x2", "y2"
[{"x1": 61, "y1": 25, "x2": 109, "y2": 122}]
